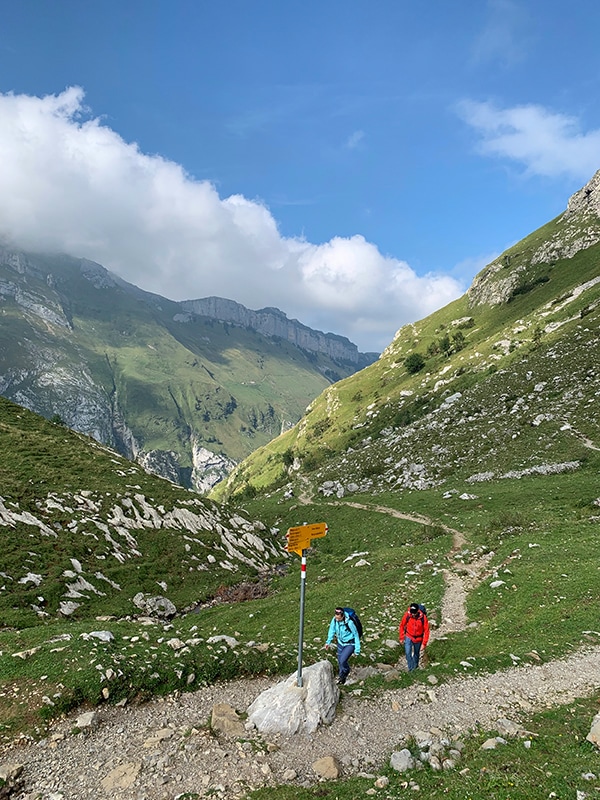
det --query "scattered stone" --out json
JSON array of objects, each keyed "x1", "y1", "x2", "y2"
[
  {"x1": 80, "y1": 630, "x2": 114, "y2": 642},
  {"x1": 206, "y1": 635, "x2": 239, "y2": 648},
  {"x1": 58, "y1": 601, "x2": 80, "y2": 616},
  {"x1": 496, "y1": 718, "x2": 527, "y2": 738},
  {"x1": 390, "y1": 749, "x2": 415, "y2": 772},
  {"x1": 0, "y1": 762, "x2": 24, "y2": 796},
  {"x1": 132, "y1": 593, "x2": 176, "y2": 619},
  {"x1": 143, "y1": 728, "x2": 174, "y2": 746},
  {"x1": 480, "y1": 737, "x2": 507, "y2": 750},
  {"x1": 211, "y1": 703, "x2": 246, "y2": 737},
  {"x1": 100, "y1": 761, "x2": 141, "y2": 791},
  {"x1": 312, "y1": 755, "x2": 341, "y2": 779},
  {"x1": 11, "y1": 647, "x2": 41, "y2": 660},
  {"x1": 586, "y1": 712, "x2": 600, "y2": 747},
  {"x1": 74, "y1": 711, "x2": 97, "y2": 730}
]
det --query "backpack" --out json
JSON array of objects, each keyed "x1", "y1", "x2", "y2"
[
  {"x1": 417, "y1": 604, "x2": 427, "y2": 617},
  {"x1": 343, "y1": 607, "x2": 363, "y2": 638}
]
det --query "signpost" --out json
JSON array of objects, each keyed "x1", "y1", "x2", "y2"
[{"x1": 286, "y1": 521, "x2": 328, "y2": 687}]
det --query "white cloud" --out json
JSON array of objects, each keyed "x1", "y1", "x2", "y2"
[
  {"x1": 458, "y1": 99, "x2": 600, "y2": 181},
  {"x1": 0, "y1": 87, "x2": 463, "y2": 352},
  {"x1": 345, "y1": 130, "x2": 365, "y2": 150}
]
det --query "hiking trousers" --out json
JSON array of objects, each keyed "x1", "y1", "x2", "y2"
[
  {"x1": 337, "y1": 643, "x2": 355, "y2": 681},
  {"x1": 404, "y1": 638, "x2": 422, "y2": 671}
]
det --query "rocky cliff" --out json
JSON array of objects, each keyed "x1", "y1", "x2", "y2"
[
  {"x1": 180, "y1": 296, "x2": 378, "y2": 368},
  {"x1": 467, "y1": 169, "x2": 600, "y2": 308}
]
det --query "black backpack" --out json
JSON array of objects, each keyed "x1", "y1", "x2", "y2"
[{"x1": 343, "y1": 607, "x2": 363, "y2": 638}]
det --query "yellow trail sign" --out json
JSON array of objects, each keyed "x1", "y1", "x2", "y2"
[{"x1": 286, "y1": 522, "x2": 327, "y2": 555}]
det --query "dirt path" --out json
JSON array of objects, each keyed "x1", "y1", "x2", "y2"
[{"x1": 331, "y1": 499, "x2": 495, "y2": 639}]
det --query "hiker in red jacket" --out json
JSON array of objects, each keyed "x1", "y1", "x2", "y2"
[{"x1": 399, "y1": 603, "x2": 429, "y2": 671}]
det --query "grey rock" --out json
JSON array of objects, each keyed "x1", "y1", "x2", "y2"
[
  {"x1": 211, "y1": 703, "x2": 246, "y2": 737},
  {"x1": 81, "y1": 630, "x2": 114, "y2": 642},
  {"x1": 75, "y1": 711, "x2": 98, "y2": 729},
  {"x1": 132, "y1": 593, "x2": 177, "y2": 619},
  {"x1": 206, "y1": 635, "x2": 239, "y2": 648},
  {"x1": 586, "y1": 712, "x2": 600, "y2": 747},
  {"x1": 247, "y1": 660, "x2": 338, "y2": 735},
  {"x1": 390, "y1": 749, "x2": 415, "y2": 772}
]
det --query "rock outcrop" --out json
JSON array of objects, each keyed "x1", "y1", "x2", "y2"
[
  {"x1": 180, "y1": 296, "x2": 378, "y2": 367},
  {"x1": 468, "y1": 169, "x2": 600, "y2": 308}
]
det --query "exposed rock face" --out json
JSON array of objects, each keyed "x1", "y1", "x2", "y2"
[
  {"x1": 468, "y1": 169, "x2": 600, "y2": 308},
  {"x1": 180, "y1": 296, "x2": 378, "y2": 367},
  {"x1": 0, "y1": 489, "x2": 281, "y2": 623},
  {"x1": 192, "y1": 445, "x2": 237, "y2": 494},
  {"x1": 565, "y1": 168, "x2": 600, "y2": 217}
]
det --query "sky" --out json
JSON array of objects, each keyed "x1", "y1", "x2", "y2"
[{"x1": 1, "y1": 1, "x2": 600, "y2": 353}]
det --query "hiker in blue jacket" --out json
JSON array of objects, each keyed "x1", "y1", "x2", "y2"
[{"x1": 324, "y1": 606, "x2": 361, "y2": 684}]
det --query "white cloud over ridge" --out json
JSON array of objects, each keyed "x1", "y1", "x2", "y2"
[
  {"x1": 0, "y1": 87, "x2": 462, "y2": 352},
  {"x1": 458, "y1": 99, "x2": 600, "y2": 181}
]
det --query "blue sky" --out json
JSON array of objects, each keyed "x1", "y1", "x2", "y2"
[{"x1": 1, "y1": 0, "x2": 599, "y2": 352}]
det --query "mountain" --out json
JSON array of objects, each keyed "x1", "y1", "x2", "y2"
[
  {"x1": 0, "y1": 248, "x2": 377, "y2": 493},
  {"x1": 215, "y1": 169, "x2": 600, "y2": 502}
]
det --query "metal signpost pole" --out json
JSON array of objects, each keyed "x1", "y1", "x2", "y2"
[
  {"x1": 285, "y1": 522, "x2": 327, "y2": 688},
  {"x1": 297, "y1": 548, "x2": 307, "y2": 687}
]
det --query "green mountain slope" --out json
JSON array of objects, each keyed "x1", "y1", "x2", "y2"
[
  {"x1": 215, "y1": 170, "x2": 600, "y2": 501},
  {"x1": 0, "y1": 250, "x2": 376, "y2": 492}
]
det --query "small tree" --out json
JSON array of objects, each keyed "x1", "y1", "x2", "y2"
[
  {"x1": 452, "y1": 330, "x2": 466, "y2": 352},
  {"x1": 404, "y1": 353, "x2": 426, "y2": 374}
]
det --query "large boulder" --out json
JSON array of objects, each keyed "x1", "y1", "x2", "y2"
[
  {"x1": 247, "y1": 660, "x2": 338, "y2": 735},
  {"x1": 132, "y1": 593, "x2": 176, "y2": 618}
]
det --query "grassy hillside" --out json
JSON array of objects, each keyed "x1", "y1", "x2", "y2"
[
  {"x1": 213, "y1": 219, "x2": 600, "y2": 501},
  {"x1": 0, "y1": 396, "x2": 284, "y2": 631},
  {"x1": 1, "y1": 186, "x2": 599, "y2": 797}
]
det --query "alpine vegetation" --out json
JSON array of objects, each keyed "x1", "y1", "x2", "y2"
[{"x1": 216, "y1": 169, "x2": 600, "y2": 502}]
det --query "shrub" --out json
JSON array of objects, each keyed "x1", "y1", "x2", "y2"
[{"x1": 404, "y1": 353, "x2": 426, "y2": 374}]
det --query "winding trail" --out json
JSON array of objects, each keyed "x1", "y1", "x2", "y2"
[{"x1": 329, "y1": 498, "x2": 495, "y2": 639}]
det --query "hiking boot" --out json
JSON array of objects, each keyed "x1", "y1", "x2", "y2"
[{"x1": 336, "y1": 676, "x2": 346, "y2": 685}]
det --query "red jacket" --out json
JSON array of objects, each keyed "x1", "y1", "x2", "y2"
[{"x1": 399, "y1": 609, "x2": 429, "y2": 646}]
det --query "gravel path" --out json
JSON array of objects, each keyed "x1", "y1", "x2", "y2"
[
  {"x1": 2, "y1": 502, "x2": 599, "y2": 799},
  {"x1": 3, "y1": 647, "x2": 599, "y2": 800}
]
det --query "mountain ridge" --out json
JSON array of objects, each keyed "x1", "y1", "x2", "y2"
[{"x1": 0, "y1": 247, "x2": 377, "y2": 493}]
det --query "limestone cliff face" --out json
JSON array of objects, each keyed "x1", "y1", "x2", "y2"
[
  {"x1": 467, "y1": 169, "x2": 600, "y2": 308},
  {"x1": 565, "y1": 168, "x2": 600, "y2": 217},
  {"x1": 180, "y1": 297, "x2": 378, "y2": 367}
]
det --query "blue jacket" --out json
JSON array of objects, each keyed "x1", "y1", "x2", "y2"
[{"x1": 326, "y1": 613, "x2": 361, "y2": 654}]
